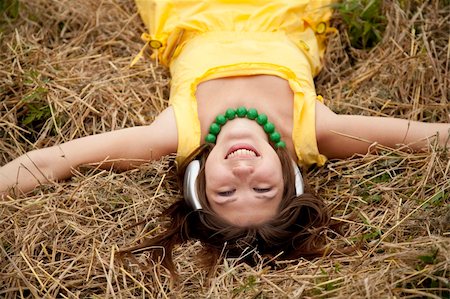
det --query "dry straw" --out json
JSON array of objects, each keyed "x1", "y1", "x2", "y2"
[{"x1": 0, "y1": 0, "x2": 449, "y2": 298}]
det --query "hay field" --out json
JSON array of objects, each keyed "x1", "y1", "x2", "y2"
[{"x1": 0, "y1": 0, "x2": 449, "y2": 298}]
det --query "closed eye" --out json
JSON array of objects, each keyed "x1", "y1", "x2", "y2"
[
  {"x1": 218, "y1": 190, "x2": 235, "y2": 197},
  {"x1": 253, "y1": 187, "x2": 272, "y2": 193}
]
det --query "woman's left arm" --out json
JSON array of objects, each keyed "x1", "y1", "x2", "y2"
[{"x1": 315, "y1": 101, "x2": 450, "y2": 159}]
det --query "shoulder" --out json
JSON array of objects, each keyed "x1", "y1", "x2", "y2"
[
  {"x1": 314, "y1": 100, "x2": 346, "y2": 158},
  {"x1": 153, "y1": 106, "x2": 177, "y2": 127},
  {"x1": 314, "y1": 100, "x2": 339, "y2": 140},
  {"x1": 148, "y1": 106, "x2": 178, "y2": 154}
]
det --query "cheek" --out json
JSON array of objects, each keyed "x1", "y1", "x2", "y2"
[
  {"x1": 204, "y1": 150, "x2": 217, "y2": 176},
  {"x1": 264, "y1": 153, "x2": 284, "y2": 184},
  {"x1": 268, "y1": 152, "x2": 283, "y2": 173},
  {"x1": 204, "y1": 156, "x2": 218, "y2": 180},
  {"x1": 204, "y1": 154, "x2": 225, "y2": 187}
]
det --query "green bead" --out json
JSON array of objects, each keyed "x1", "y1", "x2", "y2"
[
  {"x1": 207, "y1": 107, "x2": 286, "y2": 148},
  {"x1": 205, "y1": 134, "x2": 216, "y2": 143},
  {"x1": 270, "y1": 131, "x2": 281, "y2": 142},
  {"x1": 209, "y1": 123, "x2": 221, "y2": 134},
  {"x1": 236, "y1": 106, "x2": 247, "y2": 117},
  {"x1": 215, "y1": 114, "x2": 227, "y2": 125},
  {"x1": 256, "y1": 113, "x2": 268, "y2": 125},
  {"x1": 275, "y1": 140, "x2": 286, "y2": 148},
  {"x1": 246, "y1": 108, "x2": 258, "y2": 119},
  {"x1": 225, "y1": 108, "x2": 236, "y2": 120},
  {"x1": 263, "y1": 122, "x2": 275, "y2": 134}
]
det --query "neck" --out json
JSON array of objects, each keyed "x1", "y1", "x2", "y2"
[{"x1": 205, "y1": 107, "x2": 286, "y2": 148}]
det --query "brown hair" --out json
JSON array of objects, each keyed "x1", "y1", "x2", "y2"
[{"x1": 118, "y1": 146, "x2": 333, "y2": 278}]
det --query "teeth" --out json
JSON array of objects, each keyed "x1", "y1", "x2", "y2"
[{"x1": 227, "y1": 149, "x2": 257, "y2": 158}]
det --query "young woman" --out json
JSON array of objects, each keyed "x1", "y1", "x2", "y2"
[{"x1": 1, "y1": 0, "x2": 448, "y2": 276}]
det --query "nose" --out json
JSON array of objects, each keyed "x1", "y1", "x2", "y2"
[{"x1": 232, "y1": 164, "x2": 254, "y2": 177}]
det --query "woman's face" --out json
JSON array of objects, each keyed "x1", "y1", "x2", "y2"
[{"x1": 204, "y1": 118, "x2": 284, "y2": 227}]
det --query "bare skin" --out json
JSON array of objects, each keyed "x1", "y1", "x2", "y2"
[
  {"x1": 1, "y1": 75, "x2": 449, "y2": 226},
  {"x1": 204, "y1": 117, "x2": 284, "y2": 226},
  {"x1": 196, "y1": 75, "x2": 296, "y2": 157},
  {"x1": 0, "y1": 108, "x2": 178, "y2": 197}
]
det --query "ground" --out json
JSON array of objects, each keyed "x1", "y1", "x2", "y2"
[{"x1": 0, "y1": 0, "x2": 449, "y2": 298}]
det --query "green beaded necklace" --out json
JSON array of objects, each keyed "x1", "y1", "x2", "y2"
[{"x1": 204, "y1": 107, "x2": 286, "y2": 148}]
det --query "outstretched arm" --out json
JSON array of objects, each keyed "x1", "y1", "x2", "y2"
[
  {"x1": 315, "y1": 101, "x2": 450, "y2": 159},
  {"x1": 0, "y1": 107, "x2": 178, "y2": 197}
]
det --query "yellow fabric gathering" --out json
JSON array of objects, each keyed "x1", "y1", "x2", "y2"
[{"x1": 134, "y1": 0, "x2": 334, "y2": 167}]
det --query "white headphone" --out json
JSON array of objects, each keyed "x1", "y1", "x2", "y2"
[{"x1": 183, "y1": 160, "x2": 304, "y2": 210}]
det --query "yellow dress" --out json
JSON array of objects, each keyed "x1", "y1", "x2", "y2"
[{"x1": 134, "y1": 0, "x2": 334, "y2": 167}]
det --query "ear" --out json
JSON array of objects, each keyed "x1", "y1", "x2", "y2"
[
  {"x1": 183, "y1": 160, "x2": 203, "y2": 210},
  {"x1": 292, "y1": 161, "x2": 304, "y2": 196}
]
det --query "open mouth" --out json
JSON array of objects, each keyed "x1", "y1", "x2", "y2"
[{"x1": 225, "y1": 144, "x2": 260, "y2": 159}]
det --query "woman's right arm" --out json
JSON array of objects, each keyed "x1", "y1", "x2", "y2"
[{"x1": 0, "y1": 107, "x2": 178, "y2": 198}]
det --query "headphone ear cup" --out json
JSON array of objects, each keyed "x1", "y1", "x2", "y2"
[
  {"x1": 183, "y1": 160, "x2": 203, "y2": 210},
  {"x1": 292, "y1": 161, "x2": 304, "y2": 196}
]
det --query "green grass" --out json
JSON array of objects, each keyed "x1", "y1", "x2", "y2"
[
  {"x1": 334, "y1": 0, "x2": 386, "y2": 49},
  {"x1": 17, "y1": 70, "x2": 66, "y2": 143},
  {"x1": 0, "y1": 0, "x2": 19, "y2": 19}
]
